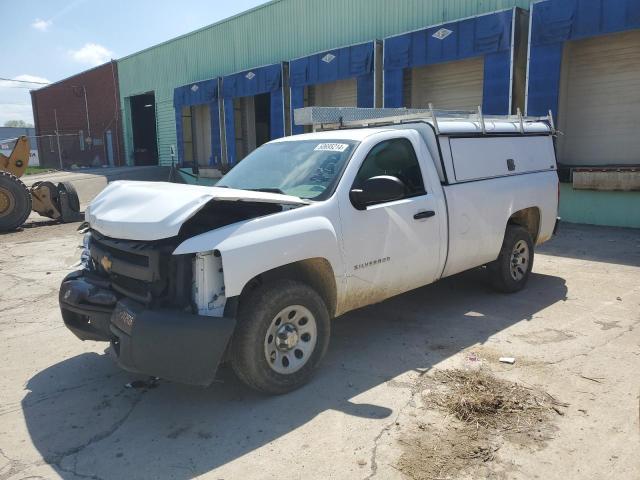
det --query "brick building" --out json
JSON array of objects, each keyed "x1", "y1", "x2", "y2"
[{"x1": 30, "y1": 61, "x2": 123, "y2": 168}]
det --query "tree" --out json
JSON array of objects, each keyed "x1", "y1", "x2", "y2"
[{"x1": 3, "y1": 120, "x2": 34, "y2": 128}]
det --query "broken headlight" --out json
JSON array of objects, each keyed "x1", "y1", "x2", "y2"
[{"x1": 80, "y1": 231, "x2": 92, "y2": 269}]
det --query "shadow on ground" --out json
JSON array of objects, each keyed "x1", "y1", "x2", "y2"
[
  {"x1": 22, "y1": 266, "x2": 567, "y2": 479},
  {"x1": 538, "y1": 222, "x2": 640, "y2": 267}
]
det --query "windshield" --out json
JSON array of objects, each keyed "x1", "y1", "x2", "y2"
[{"x1": 217, "y1": 140, "x2": 358, "y2": 200}]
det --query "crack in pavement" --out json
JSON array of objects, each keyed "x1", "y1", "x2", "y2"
[
  {"x1": 0, "y1": 446, "x2": 30, "y2": 480},
  {"x1": 365, "y1": 374, "x2": 424, "y2": 479},
  {"x1": 544, "y1": 323, "x2": 638, "y2": 366},
  {"x1": 49, "y1": 390, "x2": 145, "y2": 480}
]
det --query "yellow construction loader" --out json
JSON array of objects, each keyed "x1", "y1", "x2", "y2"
[{"x1": 0, "y1": 136, "x2": 81, "y2": 231}]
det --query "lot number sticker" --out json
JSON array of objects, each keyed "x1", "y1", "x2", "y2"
[{"x1": 314, "y1": 143, "x2": 349, "y2": 152}]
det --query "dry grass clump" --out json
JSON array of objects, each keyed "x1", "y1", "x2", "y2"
[
  {"x1": 428, "y1": 369, "x2": 563, "y2": 431},
  {"x1": 396, "y1": 369, "x2": 565, "y2": 480}
]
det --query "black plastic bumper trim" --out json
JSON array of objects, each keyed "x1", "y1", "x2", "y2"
[
  {"x1": 109, "y1": 303, "x2": 236, "y2": 386},
  {"x1": 59, "y1": 270, "x2": 236, "y2": 386}
]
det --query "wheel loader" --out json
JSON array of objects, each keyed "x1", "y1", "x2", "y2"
[{"x1": 0, "y1": 136, "x2": 82, "y2": 232}]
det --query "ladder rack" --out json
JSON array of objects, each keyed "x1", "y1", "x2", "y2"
[{"x1": 293, "y1": 106, "x2": 555, "y2": 135}]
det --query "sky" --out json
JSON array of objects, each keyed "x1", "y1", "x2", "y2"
[{"x1": 0, "y1": 0, "x2": 270, "y2": 126}]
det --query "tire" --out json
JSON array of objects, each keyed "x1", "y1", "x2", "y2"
[
  {"x1": 488, "y1": 225, "x2": 534, "y2": 293},
  {"x1": 0, "y1": 171, "x2": 32, "y2": 232},
  {"x1": 58, "y1": 181, "x2": 80, "y2": 212},
  {"x1": 230, "y1": 279, "x2": 331, "y2": 394}
]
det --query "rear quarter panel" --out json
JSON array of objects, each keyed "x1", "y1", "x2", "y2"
[{"x1": 442, "y1": 170, "x2": 558, "y2": 278}]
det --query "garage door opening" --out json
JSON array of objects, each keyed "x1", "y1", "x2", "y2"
[
  {"x1": 307, "y1": 78, "x2": 358, "y2": 108},
  {"x1": 299, "y1": 78, "x2": 358, "y2": 132},
  {"x1": 181, "y1": 104, "x2": 212, "y2": 167},
  {"x1": 558, "y1": 30, "x2": 640, "y2": 167},
  {"x1": 130, "y1": 93, "x2": 158, "y2": 165},
  {"x1": 233, "y1": 92, "x2": 271, "y2": 162},
  {"x1": 403, "y1": 57, "x2": 484, "y2": 110}
]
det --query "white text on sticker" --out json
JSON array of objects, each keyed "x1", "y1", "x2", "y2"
[{"x1": 314, "y1": 143, "x2": 349, "y2": 152}]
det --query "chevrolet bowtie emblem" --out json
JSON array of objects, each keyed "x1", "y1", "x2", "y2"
[{"x1": 100, "y1": 255, "x2": 113, "y2": 272}]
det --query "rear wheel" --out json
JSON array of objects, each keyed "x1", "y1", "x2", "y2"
[
  {"x1": 488, "y1": 225, "x2": 534, "y2": 293},
  {"x1": 0, "y1": 171, "x2": 31, "y2": 231},
  {"x1": 230, "y1": 279, "x2": 330, "y2": 394}
]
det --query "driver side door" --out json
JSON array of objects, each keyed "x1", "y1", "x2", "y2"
[{"x1": 338, "y1": 134, "x2": 444, "y2": 311}]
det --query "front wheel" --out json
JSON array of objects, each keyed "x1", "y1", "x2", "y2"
[
  {"x1": 488, "y1": 225, "x2": 534, "y2": 293},
  {"x1": 230, "y1": 279, "x2": 330, "y2": 394}
]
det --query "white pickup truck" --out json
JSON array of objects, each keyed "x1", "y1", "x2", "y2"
[{"x1": 59, "y1": 111, "x2": 559, "y2": 394}]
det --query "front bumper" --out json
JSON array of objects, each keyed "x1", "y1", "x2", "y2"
[{"x1": 59, "y1": 271, "x2": 236, "y2": 386}]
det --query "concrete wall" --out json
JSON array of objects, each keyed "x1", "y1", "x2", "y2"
[{"x1": 559, "y1": 184, "x2": 640, "y2": 229}]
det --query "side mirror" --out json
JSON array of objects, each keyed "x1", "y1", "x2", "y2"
[{"x1": 349, "y1": 175, "x2": 406, "y2": 210}]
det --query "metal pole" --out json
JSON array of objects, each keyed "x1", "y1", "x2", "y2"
[
  {"x1": 83, "y1": 86, "x2": 91, "y2": 138},
  {"x1": 478, "y1": 106, "x2": 486, "y2": 134},
  {"x1": 54, "y1": 109, "x2": 63, "y2": 169},
  {"x1": 429, "y1": 103, "x2": 440, "y2": 135}
]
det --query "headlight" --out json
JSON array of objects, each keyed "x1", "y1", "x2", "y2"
[{"x1": 80, "y1": 232, "x2": 92, "y2": 269}]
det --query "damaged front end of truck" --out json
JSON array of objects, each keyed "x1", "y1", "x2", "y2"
[{"x1": 59, "y1": 180, "x2": 310, "y2": 386}]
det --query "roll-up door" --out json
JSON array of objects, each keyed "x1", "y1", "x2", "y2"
[
  {"x1": 192, "y1": 104, "x2": 212, "y2": 167},
  {"x1": 558, "y1": 30, "x2": 640, "y2": 167},
  {"x1": 308, "y1": 78, "x2": 358, "y2": 107},
  {"x1": 404, "y1": 57, "x2": 484, "y2": 110}
]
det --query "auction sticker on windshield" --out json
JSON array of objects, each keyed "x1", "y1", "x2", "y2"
[{"x1": 314, "y1": 143, "x2": 349, "y2": 152}]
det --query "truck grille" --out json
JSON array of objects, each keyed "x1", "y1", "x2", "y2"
[{"x1": 89, "y1": 231, "x2": 191, "y2": 307}]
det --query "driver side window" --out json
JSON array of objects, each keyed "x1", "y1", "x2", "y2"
[{"x1": 353, "y1": 138, "x2": 426, "y2": 199}]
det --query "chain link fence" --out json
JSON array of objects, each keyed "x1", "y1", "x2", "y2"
[{"x1": 34, "y1": 129, "x2": 120, "y2": 169}]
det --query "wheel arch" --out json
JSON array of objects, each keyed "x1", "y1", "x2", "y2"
[
  {"x1": 507, "y1": 206, "x2": 541, "y2": 244},
  {"x1": 237, "y1": 258, "x2": 338, "y2": 318}
]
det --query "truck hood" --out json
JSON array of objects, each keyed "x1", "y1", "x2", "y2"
[{"x1": 85, "y1": 180, "x2": 309, "y2": 241}]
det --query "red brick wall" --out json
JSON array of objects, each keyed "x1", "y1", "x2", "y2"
[{"x1": 31, "y1": 61, "x2": 124, "y2": 168}]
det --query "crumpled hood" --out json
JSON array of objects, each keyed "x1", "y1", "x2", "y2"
[{"x1": 86, "y1": 180, "x2": 309, "y2": 241}]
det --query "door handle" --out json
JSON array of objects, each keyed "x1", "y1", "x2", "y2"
[{"x1": 414, "y1": 210, "x2": 436, "y2": 220}]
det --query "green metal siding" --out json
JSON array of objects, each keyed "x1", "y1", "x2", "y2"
[{"x1": 118, "y1": 0, "x2": 529, "y2": 165}]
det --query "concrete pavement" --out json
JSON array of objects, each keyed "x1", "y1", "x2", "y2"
[{"x1": 0, "y1": 222, "x2": 638, "y2": 479}]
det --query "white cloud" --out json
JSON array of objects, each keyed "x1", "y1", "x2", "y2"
[
  {"x1": 0, "y1": 104, "x2": 34, "y2": 126},
  {"x1": 32, "y1": 18, "x2": 52, "y2": 31},
  {"x1": 0, "y1": 74, "x2": 51, "y2": 88},
  {"x1": 69, "y1": 43, "x2": 113, "y2": 66}
]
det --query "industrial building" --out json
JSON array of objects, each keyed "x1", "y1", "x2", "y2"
[
  {"x1": 30, "y1": 61, "x2": 123, "y2": 169},
  {"x1": 31, "y1": 0, "x2": 639, "y2": 227},
  {"x1": 526, "y1": 0, "x2": 640, "y2": 228},
  {"x1": 116, "y1": 0, "x2": 531, "y2": 171}
]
